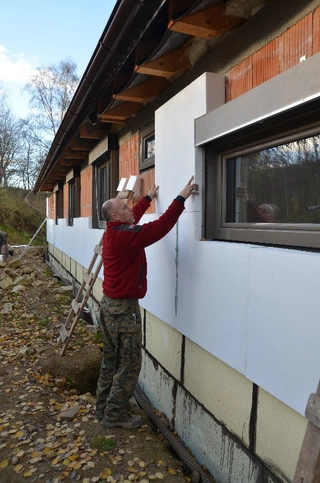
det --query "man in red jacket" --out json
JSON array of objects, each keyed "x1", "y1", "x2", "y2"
[{"x1": 96, "y1": 177, "x2": 198, "y2": 429}]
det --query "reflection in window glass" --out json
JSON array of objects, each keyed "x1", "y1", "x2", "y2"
[
  {"x1": 145, "y1": 135, "x2": 155, "y2": 159},
  {"x1": 226, "y1": 135, "x2": 320, "y2": 224}
]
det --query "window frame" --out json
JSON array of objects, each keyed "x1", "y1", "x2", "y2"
[
  {"x1": 204, "y1": 110, "x2": 320, "y2": 249},
  {"x1": 139, "y1": 122, "x2": 155, "y2": 172}
]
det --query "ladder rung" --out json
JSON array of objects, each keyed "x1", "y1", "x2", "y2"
[
  {"x1": 94, "y1": 245, "x2": 102, "y2": 256},
  {"x1": 83, "y1": 272, "x2": 92, "y2": 284},
  {"x1": 72, "y1": 299, "x2": 80, "y2": 313}
]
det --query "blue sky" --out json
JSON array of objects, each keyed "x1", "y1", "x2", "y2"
[{"x1": 0, "y1": 0, "x2": 117, "y2": 117}]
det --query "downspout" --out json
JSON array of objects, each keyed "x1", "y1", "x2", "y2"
[{"x1": 35, "y1": 0, "x2": 167, "y2": 192}]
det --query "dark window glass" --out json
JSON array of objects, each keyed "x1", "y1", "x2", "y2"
[
  {"x1": 226, "y1": 135, "x2": 320, "y2": 225},
  {"x1": 139, "y1": 123, "x2": 155, "y2": 171}
]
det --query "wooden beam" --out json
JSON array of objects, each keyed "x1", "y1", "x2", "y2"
[
  {"x1": 69, "y1": 139, "x2": 95, "y2": 151},
  {"x1": 135, "y1": 44, "x2": 191, "y2": 78},
  {"x1": 80, "y1": 122, "x2": 110, "y2": 140},
  {"x1": 63, "y1": 149, "x2": 88, "y2": 160},
  {"x1": 168, "y1": 4, "x2": 245, "y2": 39},
  {"x1": 99, "y1": 102, "x2": 144, "y2": 122},
  {"x1": 59, "y1": 158, "x2": 82, "y2": 167},
  {"x1": 114, "y1": 77, "x2": 170, "y2": 103}
]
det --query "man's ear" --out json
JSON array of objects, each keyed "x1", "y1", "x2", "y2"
[{"x1": 110, "y1": 212, "x2": 118, "y2": 221}]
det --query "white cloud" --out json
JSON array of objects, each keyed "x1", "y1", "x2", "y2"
[{"x1": 0, "y1": 44, "x2": 37, "y2": 83}]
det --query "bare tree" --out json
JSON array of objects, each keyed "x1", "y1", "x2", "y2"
[
  {"x1": 0, "y1": 84, "x2": 24, "y2": 187},
  {"x1": 24, "y1": 59, "x2": 79, "y2": 150}
]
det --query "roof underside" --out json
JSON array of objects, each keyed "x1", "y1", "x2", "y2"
[{"x1": 34, "y1": 0, "x2": 275, "y2": 192}]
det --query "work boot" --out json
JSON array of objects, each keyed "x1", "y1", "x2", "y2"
[{"x1": 103, "y1": 414, "x2": 143, "y2": 429}]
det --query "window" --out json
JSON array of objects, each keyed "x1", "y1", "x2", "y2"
[
  {"x1": 68, "y1": 168, "x2": 80, "y2": 226},
  {"x1": 204, "y1": 99, "x2": 320, "y2": 249},
  {"x1": 92, "y1": 156, "x2": 112, "y2": 229},
  {"x1": 139, "y1": 123, "x2": 155, "y2": 171}
]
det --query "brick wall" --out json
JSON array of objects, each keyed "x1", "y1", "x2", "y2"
[
  {"x1": 81, "y1": 165, "x2": 93, "y2": 217},
  {"x1": 227, "y1": 8, "x2": 320, "y2": 101},
  {"x1": 119, "y1": 133, "x2": 156, "y2": 213},
  {"x1": 48, "y1": 195, "x2": 55, "y2": 220},
  {"x1": 63, "y1": 184, "x2": 68, "y2": 219}
]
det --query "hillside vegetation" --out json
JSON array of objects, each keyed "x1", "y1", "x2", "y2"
[{"x1": 0, "y1": 187, "x2": 47, "y2": 246}]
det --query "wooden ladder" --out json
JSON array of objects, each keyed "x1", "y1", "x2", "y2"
[
  {"x1": 293, "y1": 380, "x2": 320, "y2": 482},
  {"x1": 59, "y1": 235, "x2": 103, "y2": 356}
]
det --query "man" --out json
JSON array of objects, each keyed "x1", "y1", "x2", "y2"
[
  {"x1": 0, "y1": 231, "x2": 8, "y2": 260},
  {"x1": 96, "y1": 176, "x2": 198, "y2": 429}
]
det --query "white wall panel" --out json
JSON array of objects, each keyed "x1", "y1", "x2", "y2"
[{"x1": 246, "y1": 247, "x2": 320, "y2": 414}]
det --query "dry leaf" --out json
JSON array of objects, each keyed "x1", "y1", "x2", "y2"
[
  {"x1": 100, "y1": 467, "x2": 112, "y2": 479},
  {"x1": 0, "y1": 460, "x2": 9, "y2": 469},
  {"x1": 14, "y1": 464, "x2": 24, "y2": 473}
]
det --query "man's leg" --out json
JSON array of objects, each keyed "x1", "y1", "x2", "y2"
[
  {"x1": 96, "y1": 296, "x2": 117, "y2": 421},
  {"x1": 104, "y1": 300, "x2": 142, "y2": 423}
]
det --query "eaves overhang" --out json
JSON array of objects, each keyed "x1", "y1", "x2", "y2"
[{"x1": 34, "y1": 0, "x2": 274, "y2": 193}]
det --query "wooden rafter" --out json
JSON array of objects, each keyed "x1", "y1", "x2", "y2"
[
  {"x1": 63, "y1": 149, "x2": 88, "y2": 160},
  {"x1": 99, "y1": 101, "x2": 144, "y2": 122},
  {"x1": 168, "y1": 3, "x2": 245, "y2": 39},
  {"x1": 114, "y1": 77, "x2": 170, "y2": 103},
  {"x1": 135, "y1": 44, "x2": 191, "y2": 78},
  {"x1": 59, "y1": 158, "x2": 82, "y2": 167},
  {"x1": 80, "y1": 123, "x2": 109, "y2": 140},
  {"x1": 69, "y1": 139, "x2": 95, "y2": 151}
]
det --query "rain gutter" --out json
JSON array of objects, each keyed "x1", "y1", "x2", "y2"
[{"x1": 34, "y1": 0, "x2": 167, "y2": 193}]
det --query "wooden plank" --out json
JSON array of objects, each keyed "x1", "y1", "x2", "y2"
[
  {"x1": 168, "y1": 4, "x2": 245, "y2": 39},
  {"x1": 135, "y1": 46, "x2": 190, "y2": 78},
  {"x1": 293, "y1": 381, "x2": 320, "y2": 483},
  {"x1": 99, "y1": 102, "x2": 143, "y2": 121},
  {"x1": 114, "y1": 77, "x2": 170, "y2": 103}
]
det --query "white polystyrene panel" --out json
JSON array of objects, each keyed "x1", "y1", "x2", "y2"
[
  {"x1": 246, "y1": 247, "x2": 320, "y2": 414},
  {"x1": 47, "y1": 217, "x2": 104, "y2": 279},
  {"x1": 142, "y1": 212, "x2": 250, "y2": 374}
]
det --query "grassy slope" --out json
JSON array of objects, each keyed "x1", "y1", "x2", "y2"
[{"x1": 0, "y1": 187, "x2": 47, "y2": 246}]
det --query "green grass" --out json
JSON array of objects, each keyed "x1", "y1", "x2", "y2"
[
  {"x1": 92, "y1": 435, "x2": 116, "y2": 452},
  {"x1": 38, "y1": 319, "x2": 50, "y2": 328},
  {"x1": 0, "y1": 187, "x2": 47, "y2": 246}
]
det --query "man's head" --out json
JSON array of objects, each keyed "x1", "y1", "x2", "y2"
[{"x1": 102, "y1": 198, "x2": 134, "y2": 224}]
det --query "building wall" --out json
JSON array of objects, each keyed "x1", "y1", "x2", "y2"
[{"x1": 43, "y1": 9, "x2": 320, "y2": 483}]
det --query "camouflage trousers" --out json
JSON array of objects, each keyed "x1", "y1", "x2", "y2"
[{"x1": 96, "y1": 295, "x2": 142, "y2": 422}]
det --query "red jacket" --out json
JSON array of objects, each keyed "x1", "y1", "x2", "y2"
[{"x1": 102, "y1": 196, "x2": 185, "y2": 299}]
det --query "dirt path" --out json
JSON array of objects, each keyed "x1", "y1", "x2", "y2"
[{"x1": 0, "y1": 247, "x2": 200, "y2": 483}]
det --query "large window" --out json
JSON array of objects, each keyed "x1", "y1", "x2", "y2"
[
  {"x1": 139, "y1": 123, "x2": 155, "y2": 171},
  {"x1": 205, "y1": 113, "x2": 320, "y2": 249}
]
